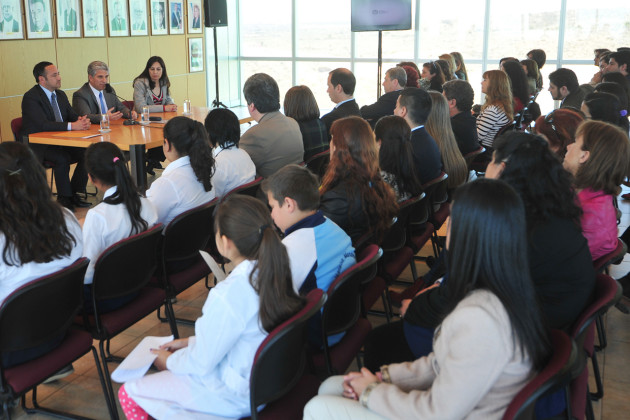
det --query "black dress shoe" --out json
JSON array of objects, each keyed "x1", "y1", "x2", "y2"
[
  {"x1": 72, "y1": 194, "x2": 91, "y2": 208},
  {"x1": 57, "y1": 196, "x2": 75, "y2": 211}
]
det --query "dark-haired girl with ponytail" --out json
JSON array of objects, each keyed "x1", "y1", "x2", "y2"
[
  {"x1": 83, "y1": 142, "x2": 157, "y2": 299},
  {"x1": 146, "y1": 116, "x2": 216, "y2": 225},
  {"x1": 119, "y1": 195, "x2": 304, "y2": 420}
]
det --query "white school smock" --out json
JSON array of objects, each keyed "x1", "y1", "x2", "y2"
[{"x1": 124, "y1": 259, "x2": 266, "y2": 419}]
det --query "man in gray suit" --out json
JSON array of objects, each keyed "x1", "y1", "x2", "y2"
[
  {"x1": 240, "y1": 73, "x2": 304, "y2": 178},
  {"x1": 72, "y1": 61, "x2": 137, "y2": 124}
]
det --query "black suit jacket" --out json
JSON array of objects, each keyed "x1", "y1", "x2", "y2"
[
  {"x1": 360, "y1": 90, "x2": 401, "y2": 127},
  {"x1": 410, "y1": 127, "x2": 443, "y2": 185},
  {"x1": 450, "y1": 112, "x2": 480, "y2": 156},
  {"x1": 320, "y1": 99, "x2": 361, "y2": 137},
  {"x1": 20, "y1": 84, "x2": 79, "y2": 161},
  {"x1": 72, "y1": 83, "x2": 131, "y2": 124}
]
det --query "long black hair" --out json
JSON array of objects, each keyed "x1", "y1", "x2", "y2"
[
  {"x1": 134, "y1": 56, "x2": 171, "y2": 92},
  {"x1": 502, "y1": 60, "x2": 531, "y2": 106},
  {"x1": 0, "y1": 142, "x2": 77, "y2": 265},
  {"x1": 214, "y1": 195, "x2": 305, "y2": 332},
  {"x1": 164, "y1": 116, "x2": 215, "y2": 192},
  {"x1": 493, "y1": 131, "x2": 582, "y2": 229},
  {"x1": 447, "y1": 179, "x2": 551, "y2": 370},
  {"x1": 85, "y1": 142, "x2": 148, "y2": 235}
]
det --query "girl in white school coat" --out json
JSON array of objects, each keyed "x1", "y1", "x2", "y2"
[
  {"x1": 82, "y1": 142, "x2": 158, "y2": 311},
  {"x1": 146, "y1": 116, "x2": 216, "y2": 225},
  {"x1": 118, "y1": 195, "x2": 305, "y2": 420}
]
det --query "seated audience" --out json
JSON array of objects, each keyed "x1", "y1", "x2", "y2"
[
  {"x1": 426, "y1": 91, "x2": 468, "y2": 190},
  {"x1": 501, "y1": 60, "x2": 530, "y2": 113},
  {"x1": 441, "y1": 79, "x2": 480, "y2": 156},
  {"x1": 534, "y1": 109, "x2": 584, "y2": 158},
  {"x1": 477, "y1": 70, "x2": 513, "y2": 149},
  {"x1": 450, "y1": 51, "x2": 468, "y2": 81},
  {"x1": 527, "y1": 48, "x2": 547, "y2": 89},
  {"x1": 0, "y1": 142, "x2": 83, "y2": 368},
  {"x1": 520, "y1": 58, "x2": 540, "y2": 95},
  {"x1": 132, "y1": 56, "x2": 177, "y2": 114},
  {"x1": 394, "y1": 87, "x2": 443, "y2": 184},
  {"x1": 584, "y1": 89, "x2": 629, "y2": 133},
  {"x1": 360, "y1": 67, "x2": 406, "y2": 127},
  {"x1": 435, "y1": 59, "x2": 454, "y2": 82},
  {"x1": 590, "y1": 49, "x2": 611, "y2": 86},
  {"x1": 549, "y1": 68, "x2": 590, "y2": 110},
  {"x1": 374, "y1": 116, "x2": 423, "y2": 202},
  {"x1": 605, "y1": 51, "x2": 630, "y2": 82},
  {"x1": 305, "y1": 179, "x2": 551, "y2": 420},
  {"x1": 601, "y1": 71, "x2": 630, "y2": 106},
  {"x1": 400, "y1": 65, "x2": 419, "y2": 89},
  {"x1": 240, "y1": 73, "x2": 304, "y2": 177},
  {"x1": 321, "y1": 68, "x2": 362, "y2": 136},
  {"x1": 397, "y1": 61, "x2": 421, "y2": 80},
  {"x1": 119, "y1": 195, "x2": 304, "y2": 420},
  {"x1": 419, "y1": 61, "x2": 445, "y2": 92},
  {"x1": 438, "y1": 53, "x2": 457, "y2": 79},
  {"x1": 563, "y1": 120, "x2": 630, "y2": 260},
  {"x1": 204, "y1": 108, "x2": 255, "y2": 198},
  {"x1": 319, "y1": 116, "x2": 397, "y2": 244},
  {"x1": 283, "y1": 85, "x2": 329, "y2": 161},
  {"x1": 146, "y1": 116, "x2": 216, "y2": 225},
  {"x1": 82, "y1": 142, "x2": 157, "y2": 310}
]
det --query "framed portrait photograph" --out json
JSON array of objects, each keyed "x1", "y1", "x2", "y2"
[
  {"x1": 129, "y1": 0, "x2": 148, "y2": 35},
  {"x1": 0, "y1": 0, "x2": 24, "y2": 40},
  {"x1": 188, "y1": 37, "x2": 203, "y2": 72},
  {"x1": 150, "y1": 0, "x2": 166, "y2": 35},
  {"x1": 168, "y1": 0, "x2": 182, "y2": 34},
  {"x1": 82, "y1": 0, "x2": 105, "y2": 36},
  {"x1": 186, "y1": 0, "x2": 201, "y2": 34},
  {"x1": 107, "y1": 0, "x2": 128, "y2": 36},
  {"x1": 25, "y1": 0, "x2": 53, "y2": 38},
  {"x1": 56, "y1": 0, "x2": 81, "y2": 37}
]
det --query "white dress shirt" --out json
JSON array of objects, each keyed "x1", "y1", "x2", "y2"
[
  {"x1": 0, "y1": 209, "x2": 83, "y2": 305},
  {"x1": 146, "y1": 156, "x2": 216, "y2": 225},
  {"x1": 82, "y1": 186, "x2": 158, "y2": 284},
  {"x1": 211, "y1": 145, "x2": 256, "y2": 198}
]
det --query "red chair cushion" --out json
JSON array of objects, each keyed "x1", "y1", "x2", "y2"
[{"x1": 168, "y1": 259, "x2": 211, "y2": 294}]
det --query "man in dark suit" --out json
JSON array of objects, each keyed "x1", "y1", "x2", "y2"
[
  {"x1": 394, "y1": 87, "x2": 443, "y2": 185},
  {"x1": 320, "y1": 68, "x2": 361, "y2": 137},
  {"x1": 442, "y1": 79, "x2": 480, "y2": 156},
  {"x1": 20, "y1": 61, "x2": 92, "y2": 210},
  {"x1": 72, "y1": 60, "x2": 136, "y2": 124},
  {"x1": 361, "y1": 66, "x2": 406, "y2": 128}
]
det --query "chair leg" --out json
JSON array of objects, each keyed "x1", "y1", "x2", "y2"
[
  {"x1": 164, "y1": 300, "x2": 180, "y2": 339},
  {"x1": 91, "y1": 346, "x2": 119, "y2": 420},
  {"x1": 409, "y1": 259, "x2": 418, "y2": 283},
  {"x1": 595, "y1": 314, "x2": 607, "y2": 351},
  {"x1": 585, "y1": 386, "x2": 595, "y2": 420},
  {"x1": 99, "y1": 340, "x2": 120, "y2": 420},
  {"x1": 589, "y1": 351, "x2": 604, "y2": 401}
]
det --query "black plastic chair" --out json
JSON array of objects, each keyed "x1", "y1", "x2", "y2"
[
  {"x1": 304, "y1": 149, "x2": 330, "y2": 180},
  {"x1": 0, "y1": 258, "x2": 115, "y2": 420},
  {"x1": 222, "y1": 176, "x2": 264, "y2": 201}
]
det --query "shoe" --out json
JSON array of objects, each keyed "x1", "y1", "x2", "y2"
[
  {"x1": 622, "y1": 193, "x2": 630, "y2": 200},
  {"x1": 72, "y1": 194, "x2": 91, "y2": 208},
  {"x1": 146, "y1": 165, "x2": 156, "y2": 176},
  {"x1": 43, "y1": 365, "x2": 74, "y2": 383},
  {"x1": 57, "y1": 196, "x2": 75, "y2": 211}
]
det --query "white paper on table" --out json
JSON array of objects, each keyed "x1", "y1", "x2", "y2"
[{"x1": 111, "y1": 335, "x2": 174, "y2": 383}]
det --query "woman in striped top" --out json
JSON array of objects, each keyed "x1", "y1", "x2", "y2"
[{"x1": 477, "y1": 70, "x2": 513, "y2": 148}]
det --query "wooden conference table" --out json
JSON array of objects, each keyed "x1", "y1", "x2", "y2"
[{"x1": 28, "y1": 106, "x2": 253, "y2": 191}]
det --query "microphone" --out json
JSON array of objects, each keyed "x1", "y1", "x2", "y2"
[{"x1": 105, "y1": 83, "x2": 138, "y2": 124}]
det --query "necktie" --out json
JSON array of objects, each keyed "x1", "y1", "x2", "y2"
[
  {"x1": 51, "y1": 92, "x2": 63, "y2": 122},
  {"x1": 99, "y1": 91, "x2": 107, "y2": 114}
]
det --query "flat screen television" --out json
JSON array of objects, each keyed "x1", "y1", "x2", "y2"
[{"x1": 351, "y1": 0, "x2": 412, "y2": 32}]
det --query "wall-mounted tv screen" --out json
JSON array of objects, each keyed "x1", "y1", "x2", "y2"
[{"x1": 351, "y1": 0, "x2": 412, "y2": 32}]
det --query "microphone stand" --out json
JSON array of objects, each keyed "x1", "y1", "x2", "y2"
[{"x1": 211, "y1": 26, "x2": 227, "y2": 109}]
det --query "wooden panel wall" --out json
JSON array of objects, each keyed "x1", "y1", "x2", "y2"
[{"x1": 0, "y1": 32, "x2": 206, "y2": 141}]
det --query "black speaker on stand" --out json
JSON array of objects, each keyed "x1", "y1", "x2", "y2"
[{"x1": 204, "y1": 0, "x2": 228, "y2": 108}]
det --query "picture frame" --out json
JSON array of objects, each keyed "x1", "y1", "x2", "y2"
[
  {"x1": 82, "y1": 0, "x2": 105, "y2": 37},
  {"x1": 186, "y1": 0, "x2": 201, "y2": 34},
  {"x1": 188, "y1": 37, "x2": 203, "y2": 72},
  {"x1": 0, "y1": 0, "x2": 24, "y2": 40},
  {"x1": 149, "y1": 0, "x2": 166, "y2": 35},
  {"x1": 167, "y1": 0, "x2": 182, "y2": 34},
  {"x1": 25, "y1": 0, "x2": 53, "y2": 39},
  {"x1": 107, "y1": 0, "x2": 128, "y2": 36},
  {"x1": 56, "y1": 0, "x2": 81, "y2": 38},
  {"x1": 129, "y1": 0, "x2": 148, "y2": 35}
]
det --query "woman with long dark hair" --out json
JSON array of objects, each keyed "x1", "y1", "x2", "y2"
[
  {"x1": 374, "y1": 116, "x2": 422, "y2": 201},
  {"x1": 305, "y1": 179, "x2": 551, "y2": 419},
  {"x1": 501, "y1": 60, "x2": 531, "y2": 113},
  {"x1": 419, "y1": 61, "x2": 445, "y2": 92},
  {"x1": 320, "y1": 116, "x2": 398, "y2": 243},
  {"x1": 147, "y1": 116, "x2": 216, "y2": 225},
  {"x1": 582, "y1": 91, "x2": 629, "y2": 133},
  {"x1": 119, "y1": 195, "x2": 304, "y2": 419},
  {"x1": 133, "y1": 56, "x2": 177, "y2": 114}
]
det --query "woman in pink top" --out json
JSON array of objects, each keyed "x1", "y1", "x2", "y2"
[{"x1": 563, "y1": 120, "x2": 630, "y2": 260}]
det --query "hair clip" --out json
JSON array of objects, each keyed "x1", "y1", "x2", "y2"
[
  {"x1": 621, "y1": 110, "x2": 628, "y2": 117},
  {"x1": 113, "y1": 157, "x2": 120, "y2": 163},
  {"x1": 258, "y1": 224, "x2": 269, "y2": 235},
  {"x1": 7, "y1": 168, "x2": 22, "y2": 176}
]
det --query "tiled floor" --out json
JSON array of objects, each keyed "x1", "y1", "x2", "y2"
[{"x1": 5, "y1": 172, "x2": 630, "y2": 420}]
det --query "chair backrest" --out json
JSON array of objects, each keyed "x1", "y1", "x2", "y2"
[
  {"x1": 249, "y1": 288, "x2": 326, "y2": 419},
  {"x1": 380, "y1": 193, "x2": 424, "y2": 253},
  {"x1": 0, "y1": 258, "x2": 89, "y2": 355},
  {"x1": 322, "y1": 244, "x2": 382, "y2": 338},
  {"x1": 463, "y1": 146, "x2": 486, "y2": 166},
  {"x1": 494, "y1": 121, "x2": 517, "y2": 142},
  {"x1": 10, "y1": 117, "x2": 23, "y2": 142},
  {"x1": 122, "y1": 100, "x2": 134, "y2": 111},
  {"x1": 502, "y1": 329, "x2": 577, "y2": 420},
  {"x1": 222, "y1": 176, "x2": 264, "y2": 201},
  {"x1": 570, "y1": 273, "x2": 621, "y2": 342},
  {"x1": 162, "y1": 199, "x2": 218, "y2": 263},
  {"x1": 593, "y1": 238, "x2": 627, "y2": 273},
  {"x1": 92, "y1": 224, "x2": 164, "y2": 302},
  {"x1": 305, "y1": 149, "x2": 330, "y2": 180},
  {"x1": 409, "y1": 172, "x2": 447, "y2": 226}
]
